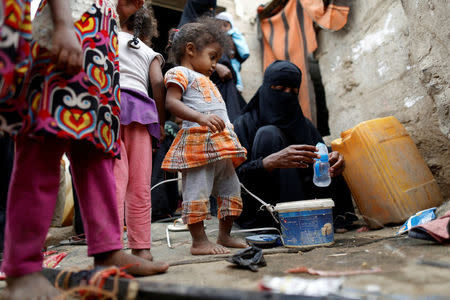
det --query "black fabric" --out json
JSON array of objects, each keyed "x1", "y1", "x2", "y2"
[
  {"x1": 210, "y1": 54, "x2": 246, "y2": 122},
  {"x1": 0, "y1": 135, "x2": 14, "y2": 254},
  {"x1": 234, "y1": 61, "x2": 323, "y2": 164},
  {"x1": 178, "y1": 0, "x2": 217, "y2": 27},
  {"x1": 235, "y1": 125, "x2": 353, "y2": 228},
  {"x1": 151, "y1": 121, "x2": 181, "y2": 221},
  {"x1": 70, "y1": 169, "x2": 85, "y2": 235},
  {"x1": 226, "y1": 245, "x2": 266, "y2": 272},
  {"x1": 239, "y1": 60, "x2": 322, "y2": 147},
  {"x1": 233, "y1": 60, "x2": 354, "y2": 229}
]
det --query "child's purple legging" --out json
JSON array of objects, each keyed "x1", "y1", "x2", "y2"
[{"x1": 1, "y1": 135, "x2": 122, "y2": 277}]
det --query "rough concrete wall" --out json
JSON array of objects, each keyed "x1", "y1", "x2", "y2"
[
  {"x1": 217, "y1": 0, "x2": 266, "y2": 101},
  {"x1": 316, "y1": 0, "x2": 449, "y2": 199}
]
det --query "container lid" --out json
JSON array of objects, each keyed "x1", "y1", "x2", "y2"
[
  {"x1": 246, "y1": 234, "x2": 280, "y2": 245},
  {"x1": 274, "y1": 199, "x2": 334, "y2": 212}
]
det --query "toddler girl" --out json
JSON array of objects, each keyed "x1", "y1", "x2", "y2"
[
  {"x1": 115, "y1": 3, "x2": 165, "y2": 261},
  {"x1": 163, "y1": 21, "x2": 248, "y2": 255},
  {"x1": 0, "y1": 0, "x2": 168, "y2": 298}
]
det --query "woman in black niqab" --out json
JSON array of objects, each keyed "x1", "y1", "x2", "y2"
[
  {"x1": 233, "y1": 60, "x2": 355, "y2": 229},
  {"x1": 255, "y1": 60, "x2": 322, "y2": 145}
]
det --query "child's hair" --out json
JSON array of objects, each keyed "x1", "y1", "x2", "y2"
[
  {"x1": 125, "y1": 2, "x2": 158, "y2": 49},
  {"x1": 166, "y1": 17, "x2": 230, "y2": 65}
]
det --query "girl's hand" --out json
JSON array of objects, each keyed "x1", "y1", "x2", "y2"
[
  {"x1": 47, "y1": 0, "x2": 82, "y2": 75},
  {"x1": 198, "y1": 114, "x2": 225, "y2": 133},
  {"x1": 51, "y1": 24, "x2": 83, "y2": 75}
]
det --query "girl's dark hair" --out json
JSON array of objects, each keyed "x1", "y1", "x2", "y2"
[
  {"x1": 126, "y1": 2, "x2": 158, "y2": 49},
  {"x1": 166, "y1": 17, "x2": 230, "y2": 65}
]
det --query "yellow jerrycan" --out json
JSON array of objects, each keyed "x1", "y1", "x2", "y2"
[{"x1": 331, "y1": 116, "x2": 443, "y2": 228}]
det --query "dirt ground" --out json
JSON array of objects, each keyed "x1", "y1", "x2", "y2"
[{"x1": 9, "y1": 218, "x2": 448, "y2": 299}]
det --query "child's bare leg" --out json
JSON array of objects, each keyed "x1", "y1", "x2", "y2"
[
  {"x1": 217, "y1": 216, "x2": 248, "y2": 248},
  {"x1": 189, "y1": 221, "x2": 230, "y2": 255},
  {"x1": 2, "y1": 272, "x2": 60, "y2": 300},
  {"x1": 131, "y1": 249, "x2": 153, "y2": 261},
  {"x1": 94, "y1": 250, "x2": 168, "y2": 276}
]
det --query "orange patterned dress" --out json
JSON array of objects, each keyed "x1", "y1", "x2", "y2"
[{"x1": 162, "y1": 66, "x2": 247, "y2": 171}]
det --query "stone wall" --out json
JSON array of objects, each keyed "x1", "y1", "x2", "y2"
[{"x1": 316, "y1": 0, "x2": 449, "y2": 199}]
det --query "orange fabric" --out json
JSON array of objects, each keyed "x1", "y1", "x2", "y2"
[
  {"x1": 300, "y1": 0, "x2": 350, "y2": 31},
  {"x1": 182, "y1": 199, "x2": 210, "y2": 225},
  {"x1": 162, "y1": 125, "x2": 247, "y2": 171},
  {"x1": 164, "y1": 69, "x2": 189, "y2": 92},
  {"x1": 259, "y1": 0, "x2": 350, "y2": 123},
  {"x1": 217, "y1": 196, "x2": 243, "y2": 220},
  {"x1": 182, "y1": 196, "x2": 243, "y2": 225}
]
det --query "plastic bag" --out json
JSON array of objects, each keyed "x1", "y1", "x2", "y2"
[{"x1": 226, "y1": 246, "x2": 266, "y2": 272}]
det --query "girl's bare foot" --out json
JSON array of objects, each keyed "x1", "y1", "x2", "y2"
[
  {"x1": 217, "y1": 216, "x2": 249, "y2": 248},
  {"x1": 191, "y1": 239, "x2": 230, "y2": 255},
  {"x1": 131, "y1": 249, "x2": 153, "y2": 261},
  {"x1": 2, "y1": 272, "x2": 60, "y2": 300},
  {"x1": 217, "y1": 234, "x2": 248, "y2": 248},
  {"x1": 94, "y1": 250, "x2": 168, "y2": 276},
  {"x1": 188, "y1": 221, "x2": 230, "y2": 255}
]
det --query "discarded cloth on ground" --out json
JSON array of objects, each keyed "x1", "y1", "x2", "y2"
[
  {"x1": 226, "y1": 245, "x2": 266, "y2": 272},
  {"x1": 409, "y1": 211, "x2": 450, "y2": 244}
]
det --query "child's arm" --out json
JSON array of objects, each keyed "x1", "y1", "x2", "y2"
[
  {"x1": 116, "y1": 0, "x2": 144, "y2": 24},
  {"x1": 47, "y1": 0, "x2": 83, "y2": 75},
  {"x1": 149, "y1": 59, "x2": 166, "y2": 141},
  {"x1": 165, "y1": 84, "x2": 225, "y2": 133}
]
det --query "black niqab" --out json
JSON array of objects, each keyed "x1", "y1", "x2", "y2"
[
  {"x1": 239, "y1": 60, "x2": 322, "y2": 146},
  {"x1": 178, "y1": 0, "x2": 217, "y2": 27}
]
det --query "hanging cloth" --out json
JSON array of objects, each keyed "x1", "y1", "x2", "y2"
[{"x1": 258, "y1": 0, "x2": 350, "y2": 124}]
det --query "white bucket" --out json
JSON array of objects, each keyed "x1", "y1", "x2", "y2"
[{"x1": 274, "y1": 199, "x2": 335, "y2": 248}]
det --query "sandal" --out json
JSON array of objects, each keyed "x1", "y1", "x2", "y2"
[
  {"x1": 167, "y1": 218, "x2": 188, "y2": 232},
  {"x1": 59, "y1": 234, "x2": 87, "y2": 246}
]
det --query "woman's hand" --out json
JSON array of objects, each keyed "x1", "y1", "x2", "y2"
[
  {"x1": 51, "y1": 24, "x2": 83, "y2": 75},
  {"x1": 262, "y1": 145, "x2": 319, "y2": 172},
  {"x1": 198, "y1": 114, "x2": 225, "y2": 133},
  {"x1": 328, "y1": 151, "x2": 345, "y2": 177},
  {"x1": 214, "y1": 63, "x2": 233, "y2": 82}
]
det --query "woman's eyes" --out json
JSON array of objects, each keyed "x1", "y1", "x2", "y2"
[
  {"x1": 271, "y1": 85, "x2": 285, "y2": 91},
  {"x1": 270, "y1": 85, "x2": 299, "y2": 94}
]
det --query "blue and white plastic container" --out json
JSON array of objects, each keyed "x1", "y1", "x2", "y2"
[{"x1": 274, "y1": 199, "x2": 335, "y2": 248}]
